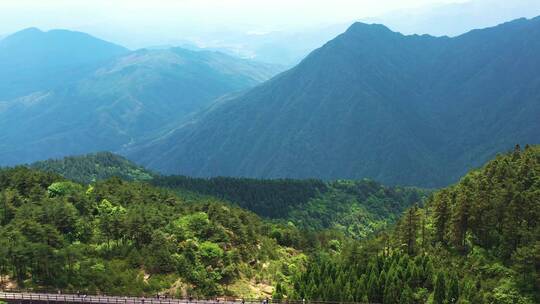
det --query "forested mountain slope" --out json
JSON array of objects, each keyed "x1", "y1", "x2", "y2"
[
  {"x1": 26, "y1": 151, "x2": 428, "y2": 240},
  {"x1": 0, "y1": 28, "x2": 128, "y2": 100},
  {"x1": 1, "y1": 146, "x2": 537, "y2": 302},
  {"x1": 132, "y1": 17, "x2": 540, "y2": 187},
  {"x1": 152, "y1": 176, "x2": 429, "y2": 239},
  {"x1": 289, "y1": 145, "x2": 540, "y2": 304},
  {"x1": 0, "y1": 167, "x2": 313, "y2": 297},
  {"x1": 29, "y1": 152, "x2": 155, "y2": 184},
  {"x1": 0, "y1": 29, "x2": 280, "y2": 166}
]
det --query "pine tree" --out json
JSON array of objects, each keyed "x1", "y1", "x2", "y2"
[
  {"x1": 367, "y1": 271, "x2": 379, "y2": 304},
  {"x1": 400, "y1": 205, "x2": 419, "y2": 255},
  {"x1": 433, "y1": 192, "x2": 450, "y2": 245},
  {"x1": 434, "y1": 272, "x2": 446, "y2": 304},
  {"x1": 450, "y1": 187, "x2": 470, "y2": 253},
  {"x1": 447, "y1": 274, "x2": 459, "y2": 304}
]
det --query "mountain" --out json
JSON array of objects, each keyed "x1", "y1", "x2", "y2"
[
  {"x1": 132, "y1": 17, "x2": 540, "y2": 188},
  {"x1": 29, "y1": 152, "x2": 155, "y2": 184},
  {"x1": 0, "y1": 28, "x2": 129, "y2": 100},
  {"x1": 370, "y1": 0, "x2": 540, "y2": 37},
  {"x1": 0, "y1": 29, "x2": 282, "y2": 166}
]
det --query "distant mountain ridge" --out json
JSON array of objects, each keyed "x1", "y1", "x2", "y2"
[
  {"x1": 0, "y1": 28, "x2": 282, "y2": 166},
  {"x1": 131, "y1": 17, "x2": 540, "y2": 187},
  {"x1": 0, "y1": 27, "x2": 129, "y2": 100}
]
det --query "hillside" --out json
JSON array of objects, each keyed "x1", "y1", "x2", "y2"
[
  {"x1": 0, "y1": 29, "x2": 282, "y2": 166},
  {"x1": 288, "y1": 145, "x2": 540, "y2": 303},
  {"x1": 0, "y1": 28, "x2": 128, "y2": 100},
  {"x1": 29, "y1": 152, "x2": 154, "y2": 184},
  {"x1": 0, "y1": 167, "x2": 315, "y2": 297},
  {"x1": 131, "y1": 17, "x2": 540, "y2": 188},
  {"x1": 2, "y1": 146, "x2": 537, "y2": 302},
  {"x1": 25, "y1": 150, "x2": 428, "y2": 239},
  {"x1": 152, "y1": 176, "x2": 429, "y2": 239}
]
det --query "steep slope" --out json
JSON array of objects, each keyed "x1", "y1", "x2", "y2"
[
  {"x1": 0, "y1": 28, "x2": 129, "y2": 100},
  {"x1": 0, "y1": 35, "x2": 281, "y2": 165},
  {"x1": 371, "y1": 0, "x2": 540, "y2": 37},
  {"x1": 132, "y1": 17, "x2": 540, "y2": 187},
  {"x1": 290, "y1": 144, "x2": 540, "y2": 303},
  {"x1": 29, "y1": 152, "x2": 155, "y2": 184}
]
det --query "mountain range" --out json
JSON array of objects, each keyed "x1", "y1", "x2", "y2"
[
  {"x1": 130, "y1": 17, "x2": 540, "y2": 187},
  {"x1": 0, "y1": 28, "x2": 281, "y2": 165}
]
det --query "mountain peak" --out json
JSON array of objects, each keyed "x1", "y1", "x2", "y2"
[
  {"x1": 345, "y1": 22, "x2": 395, "y2": 36},
  {"x1": 17, "y1": 27, "x2": 43, "y2": 34},
  {"x1": 2, "y1": 27, "x2": 44, "y2": 41},
  {"x1": 131, "y1": 17, "x2": 540, "y2": 188}
]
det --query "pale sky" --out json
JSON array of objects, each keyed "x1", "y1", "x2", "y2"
[
  {"x1": 0, "y1": 0, "x2": 465, "y2": 43},
  {"x1": 1, "y1": 0, "x2": 539, "y2": 56}
]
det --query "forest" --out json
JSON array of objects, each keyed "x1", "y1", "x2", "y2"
[
  {"x1": 152, "y1": 176, "x2": 429, "y2": 239},
  {"x1": 29, "y1": 152, "x2": 155, "y2": 184},
  {"x1": 0, "y1": 167, "x2": 320, "y2": 297},
  {"x1": 1, "y1": 145, "x2": 538, "y2": 304},
  {"x1": 290, "y1": 145, "x2": 539, "y2": 303},
  {"x1": 31, "y1": 153, "x2": 429, "y2": 239}
]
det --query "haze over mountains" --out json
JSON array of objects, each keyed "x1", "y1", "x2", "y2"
[
  {"x1": 372, "y1": 0, "x2": 540, "y2": 37},
  {"x1": 1, "y1": 16, "x2": 539, "y2": 188},
  {"x1": 0, "y1": 28, "x2": 281, "y2": 165},
  {"x1": 131, "y1": 16, "x2": 540, "y2": 187},
  {"x1": 0, "y1": 27, "x2": 129, "y2": 100}
]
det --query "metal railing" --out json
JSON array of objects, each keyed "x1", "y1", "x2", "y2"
[{"x1": 0, "y1": 289, "x2": 376, "y2": 304}]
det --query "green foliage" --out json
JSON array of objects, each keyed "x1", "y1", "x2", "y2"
[
  {"x1": 152, "y1": 176, "x2": 328, "y2": 219},
  {"x1": 433, "y1": 273, "x2": 445, "y2": 304},
  {"x1": 0, "y1": 166, "x2": 309, "y2": 297},
  {"x1": 2, "y1": 145, "x2": 538, "y2": 302},
  {"x1": 29, "y1": 152, "x2": 154, "y2": 184},
  {"x1": 154, "y1": 176, "x2": 429, "y2": 239},
  {"x1": 289, "y1": 145, "x2": 540, "y2": 303}
]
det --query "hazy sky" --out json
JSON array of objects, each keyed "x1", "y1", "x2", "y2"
[
  {"x1": 0, "y1": 0, "x2": 464, "y2": 42},
  {"x1": 1, "y1": 0, "x2": 539, "y2": 51}
]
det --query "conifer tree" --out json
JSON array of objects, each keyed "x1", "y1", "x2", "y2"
[
  {"x1": 401, "y1": 205, "x2": 419, "y2": 255},
  {"x1": 434, "y1": 272, "x2": 446, "y2": 304},
  {"x1": 447, "y1": 274, "x2": 459, "y2": 304},
  {"x1": 433, "y1": 192, "x2": 450, "y2": 244}
]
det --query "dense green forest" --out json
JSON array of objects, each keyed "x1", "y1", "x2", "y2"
[
  {"x1": 29, "y1": 152, "x2": 155, "y2": 184},
  {"x1": 0, "y1": 167, "x2": 325, "y2": 297},
  {"x1": 151, "y1": 176, "x2": 328, "y2": 219},
  {"x1": 27, "y1": 152, "x2": 428, "y2": 240},
  {"x1": 153, "y1": 176, "x2": 428, "y2": 238},
  {"x1": 289, "y1": 145, "x2": 540, "y2": 304},
  {"x1": 2, "y1": 146, "x2": 538, "y2": 303}
]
